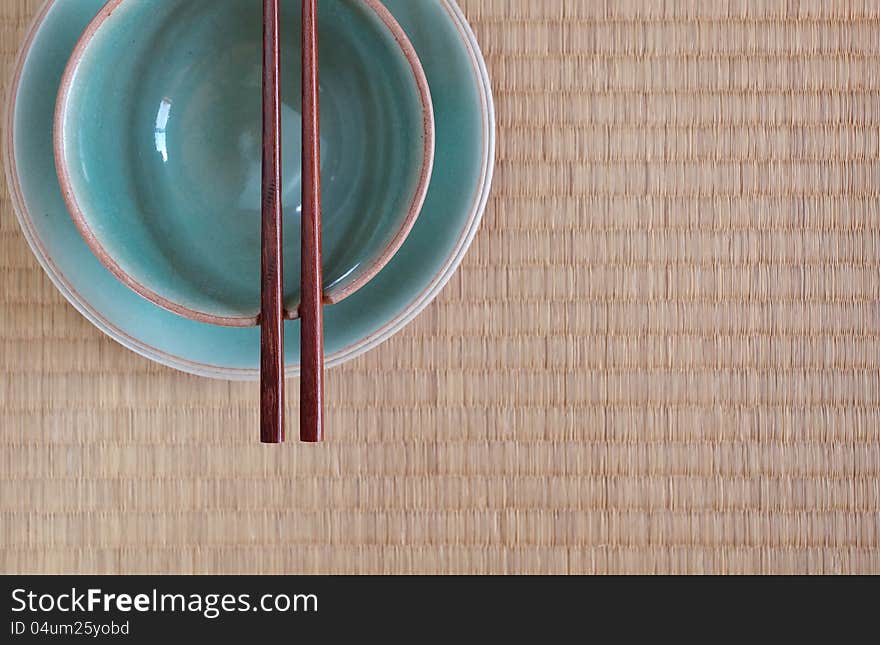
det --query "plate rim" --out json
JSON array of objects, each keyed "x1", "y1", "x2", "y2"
[{"x1": 3, "y1": 0, "x2": 495, "y2": 381}]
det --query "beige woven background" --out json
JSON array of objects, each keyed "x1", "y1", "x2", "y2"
[{"x1": 2, "y1": 0, "x2": 879, "y2": 574}]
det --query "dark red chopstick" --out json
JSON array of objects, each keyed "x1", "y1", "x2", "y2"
[
  {"x1": 300, "y1": 0, "x2": 324, "y2": 442},
  {"x1": 260, "y1": 0, "x2": 285, "y2": 443}
]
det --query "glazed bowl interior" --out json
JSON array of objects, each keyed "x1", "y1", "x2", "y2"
[{"x1": 56, "y1": 0, "x2": 433, "y2": 326}]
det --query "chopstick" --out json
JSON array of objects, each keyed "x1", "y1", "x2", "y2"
[
  {"x1": 300, "y1": 0, "x2": 324, "y2": 442},
  {"x1": 260, "y1": 0, "x2": 285, "y2": 443}
]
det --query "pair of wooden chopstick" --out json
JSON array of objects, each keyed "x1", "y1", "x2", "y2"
[{"x1": 260, "y1": 0, "x2": 324, "y2": 444}]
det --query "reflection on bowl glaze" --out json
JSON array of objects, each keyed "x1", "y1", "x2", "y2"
[{"x1": 56, "y1": 0, "x2": 434, "y2": 326}]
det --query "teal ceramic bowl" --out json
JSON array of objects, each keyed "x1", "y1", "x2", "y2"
[{"x1": 55, "y1": 0, "x2": 434, "y2": 326}]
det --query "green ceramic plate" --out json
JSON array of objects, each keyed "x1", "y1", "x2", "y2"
[{"x1": 5, "y1": 0, "x2": 494, "y2": 379}]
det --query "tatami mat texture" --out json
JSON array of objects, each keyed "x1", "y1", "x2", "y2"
[{"x1": 1, "y1": 0, "x2": 878, "y2": 574}]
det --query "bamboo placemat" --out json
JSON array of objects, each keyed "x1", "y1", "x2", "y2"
[{"x1": 2, "y1": 0, "x2": 878, "y2": 574}]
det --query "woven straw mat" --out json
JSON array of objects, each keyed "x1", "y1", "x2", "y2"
[{"x1": 1, "y1": 0, "x2": 878, "y2": 574}]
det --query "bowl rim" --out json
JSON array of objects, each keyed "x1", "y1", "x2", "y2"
[{"x1": 53, "y1": 0, "x2": 435, "y2": 328}]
